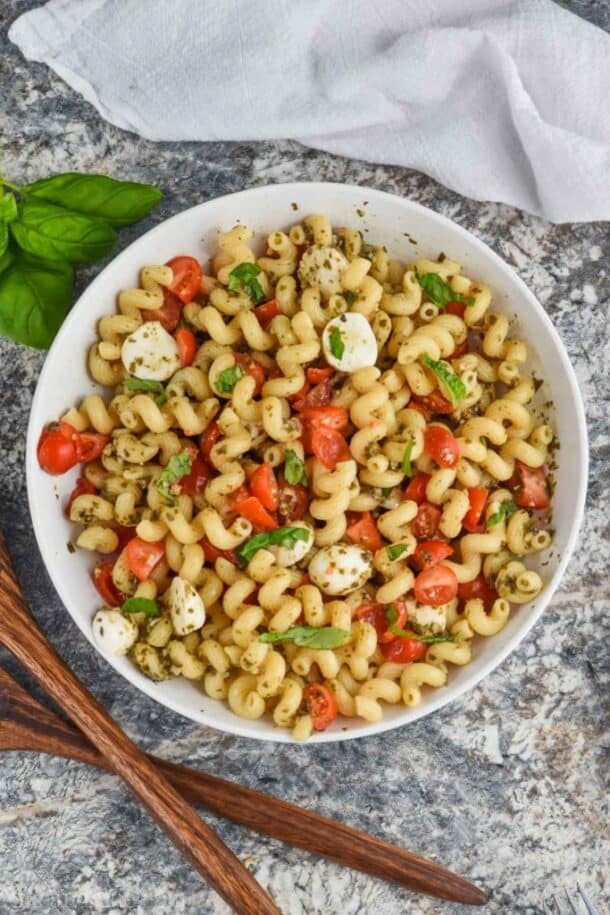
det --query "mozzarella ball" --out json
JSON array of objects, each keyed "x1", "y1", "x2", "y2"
[
  {"x1": 308, "y1": 543, "x2": 374, "y2": 596},
  {"x1": 92, "y1": 609, "x2": 138, "y2": 656},
  {"x1": 121, "y1": 321, "x2": 180, "y2": 381},
  {"x1": 408, "y1": 603, "x2": 448, "y2": 635},
  {"x1": 167, "y1": 575, "x2": 206, "y2": 635},
  {"x1": 298, "y1": 245, "x2": 349, "y2": 298},
  {"x1": 271, "y1": 523, "x2": 314, "y2": 567},
  {"x1": 322, "y1": 313, "x2": 378, "y2": 373}
]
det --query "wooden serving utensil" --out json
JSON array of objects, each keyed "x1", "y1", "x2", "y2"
[
  {"x1": 0, "y1": 533, "x2": 280, "y2": 915},
  {"x1": 0, "y1": 665, "x2": 488, "y2": 905}
]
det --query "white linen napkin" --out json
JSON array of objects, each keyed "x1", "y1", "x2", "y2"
[{"x1": 9, "y1": 0, "x2": 610, "y2": 223}]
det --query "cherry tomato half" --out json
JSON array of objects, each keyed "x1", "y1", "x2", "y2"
[
  {"x1": 412, "y1": 540, "x2": 454, "y2": 571},
  {"x1": 303, "y1": 683, "x2": 338, "y2": 731},
  {"x1": 463, "y1": 487, "x2": 489, "y2": 533},
  {"x1": 414, "y1": 565, "x2": 458, "y2": 606},
  {"x1": 413, "y1": 391, "x2": 454, "y2": 415},
  {"x1": 354, "y1": 602, "x2": 386, "y2": 640},
  {"x1": 458, "y1": 574, "x2": 498, "y2": 612},
  {"x1": 166, "y1": 255, "x2": 203, "y2": 304},
  {"x1": 125, "y1": 538, "x2": 165, "y2": 581},
  {"x1": 179, "y1": 456, "x2": 212, "y2": 495},
  {"x1": 250, "y1": 463, "x2": 279, "y2": 511},
  {"x1": 92, "y1": 560, "x2": 125, "y2": 606},
  {"x1": 142, "y1": 287, "x2": 183, "y2": 332},
  {"x1": 254, "y1": 298, "x2": 281, "y2": 324},
  {"x1": 380, "y1": 637, "x2": 427, "y2": 663},
  {"x1": 73, "y1": 432, "x2": 110, "y2": 463},
  {"x1": 200, "y1": 421, "x2": 222, "y2": 463},
  {"x1": 346, "y1": 512, "x2": 383, "y2": 552},
  {"x1": 513, "y1": 461, "x2": 550, "y2": 509},
  {"x1": 233, "y1": 494, "x2": 277, "y2": 531},
  {"x1": 175, "y1": 328, "x2": 197, "y2": 367},
  {"x1": 277, "y1": 476, "x2": 309, "y2": 522},
  {"x1": 234, "y1": 352, "x2": 266, "y2": 395},
  {"x1": 199, "y1": 537, "x2": 237, "y2": 565},
  {"x1": 403, "y1": 473, "x2": 431, "y2": 505},
  {"x1": 293, "y1": 378, "x2": 334, "y2": 412},
  {"x1": 37, "y1": 422, "x2": 79, "y2": 475},
  {"x1": 424, "y1": 425, "x2": 460, "y2": 469},
  {"x1": 311, "y1": 426, "x2": 351, "y2": 469},
  {"x1": 411, "y1": 502, "x2": 441, "y2": 539},
  {"x1": 306, "y1": 366, "x2": 334, "y2": 384}
]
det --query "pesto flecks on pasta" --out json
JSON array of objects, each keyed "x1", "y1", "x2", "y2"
[{"x1": 37, "y1": 219, "x2": 555, "y2": 739}]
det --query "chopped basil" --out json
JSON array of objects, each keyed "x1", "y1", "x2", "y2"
[
  {"x1": 487, "y1": 500, "x2": 517, "y2": 528},
  {"x1": 381, "y1": 486, "x2": 394, "y2": 498},
  {"x1": 402, "y1": 439, "x2": 413, "y2": 477},
  {"x1": 284, "y1": 449, "x2": 307, "y2": 486},
  {"x1": 260, "y1": 625, "x2": 351, "y2": 650},
  {"x1": 415, "y1": 271, "x2": 475, "y2": 309},
  {"x1": 386, "y1": 543, "x2": 408, "y2": 561},
  {"x1": 384, "y1": 606, "x2": 454, "y2": 642},
  {"x1": 237, "y1": 525, "x2": 310, "y2": 566},
  {"x1": 122, "y1": 597, "x2": 159, "y2": 617},
  {"x1": 328, "y1": 325, "x2": 345, "y2": 360},
  {"x1": 155, "y1": 450, "x2": 192, "y2": 504},
  {"x1": 216, "y1": 364, "x2": 245, "y2": 393},
  {"x1": 123, "y1": 376, "x2": 167, "y2": 406},
  {"x1": 422, "y1": 354, "x2": 466, "y2": 406},
  {"x1": 228, "y1": 262, "x2": 265, "y2": 303}
]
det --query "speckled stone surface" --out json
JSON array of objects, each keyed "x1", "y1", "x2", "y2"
[{"x1": 1, "y1": 3, "x2": 608, "y2": 914}]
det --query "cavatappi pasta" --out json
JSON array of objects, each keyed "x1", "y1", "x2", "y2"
[{"x1": 37, "y1": 216, "x2": 555, "y2": 740}]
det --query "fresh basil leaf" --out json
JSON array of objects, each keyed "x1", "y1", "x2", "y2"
[
  {"x1": 0, "y1": 193, "x2": 18, "y2": 224},
  {"x1": 260, "y1": 625, "x2": 351, "y2": 650},
  {"x1": 284, "y1": 449, "x2": 307, "y2": 485},
  {"x1": 328, "y1": 325, "x2": 345, "y2": 360},
  {"x1": 11, "y1": 200, "x2": 117, "y2": 264},
  {"x1": 0, "y1": 255, "x2": 73, "y2": 349},
  {"x1": 487, "y1": 500, "x2": 517, "y2": 528},
  {"x1": 216, "y1": 364, "x2": 245, "y2": 393},
  {"x1": 0, "y1": 223, "x2": 7, "y2": 259},
  {"x1": 0, "y1": 247, "x2": 15, "y2": 277},
  {"x1": 402, "y1": 439, "x2": 413, "y2": 477},
  {"x1": 237, "y1": 525, "x2": 310, "y2": 566},
  {"x1": 156, "y1": 450, "x2": 192, "y2": 503},
  {"x1": 122, "y1": 597, "x2": 159, "y2": 617},
  {"x1": 228, "y1": 262, "x2": 265, "y2": 303},
  {"x1": 123, "y1": 377, "x2": 167, "y2": 402},
  {"x1": 386, "y1": 543, "x2": 407, "y2": 561},
  {"x1": 416, "y1": 271, "x2": 474, "y2": 309},
  {"x1": 24, "y1": 173, "x2": 163, "y2": 227},
  {"x1": 381, "y1": 486, "x2": 394, "y2": 498},
  {"x1": 422, "y1": 354, "x2": 466, "y2": 406}
]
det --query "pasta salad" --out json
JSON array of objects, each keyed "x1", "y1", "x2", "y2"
[{"x1": 37, "y1": 214, "x2": 555, "y2": 740}]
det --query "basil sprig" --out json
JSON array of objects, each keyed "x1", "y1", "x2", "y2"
[
  {"x1": 156, "y1": 451, "x2": 192, "y2": 504},
  {"x1": 216, "y1": 365, "x2": 245, "y2": 393},
  {"x1": 415, "y1": 270, "x2": 475, "y2": 309},
  {"x1": 284, "y1": 449, "x2": 307, "y2": 485},
  {"x1": 228, "y1": 262, "x2": 265, "y2": 303},
  {"x1": 487, "y1": 500, "x2": 517, "y2": 528},
  {"x1": 422, "y1": 354, "x2": 466, "y2": 407},
  {"x1": 386, "y1": 543, "x2": 408, "y2": 562},
  {"x1": 237, "y1": 525, "x2": 310, "y2": 566},
  {"x1": 384, "y1": 606, "x2": 454, "y2": 643},
  {"x1": 328, "y1": 325, "x2": 345, "y2": 360},
  {"x1": 260, "y1": 626, "x2": 351, "y2": 650},
  {"x1": 122, "y1": 597, "x2": 160, "y2": 617},
  {"x1": 0, "y1": 173, "x2": 162, "y2": 349},
  {"x1": 123, "y1": 377, "x2": 168, "y2": 406}
]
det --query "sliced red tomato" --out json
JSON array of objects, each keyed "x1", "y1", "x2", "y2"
[
  {"x1": 380, "y1": 637, "x2": 427, "y2": 663},
  {"x1": 200, "y1": 537, "x2": 236, "y2": 565},
  {"x1": 414, "y1": 565, "x2": 458, "y2": 606},
  {"x1": 125, "y1": 538, "x2": 165, "y2": 581},
  {"x1": 446, "y1": 301, "x2": 466, "y2": 317},
  {"x1": 412, "y1": 540, "x2": 454, "y2": 571},
  {"x1": 200, "y1": 421, "x2": 222, "y2": 463},
  {"x1": 306, "y1": 366, "x2": 334, "y2": 384},
  {"x1": 73, "y1": 432, "x2": 110, "y2": 463},
  {"x1": 232, "y1": 495, "x2": 277, "y2": 531},
  {"x1": 409, "y1": 401, "x2": 432, "y2": 421},
  {"x1": 411, "y1": 502, "x2": 441, "y2": 539},
  {"x1": 166, "y1": 255, "x2": 203, "y2": 304},
  {"x1": 92, "y1": 561, "x2": 125, "y2": 606},
  {"x1": 311, "y1": 426, "x2": 351, "y2": 469},
  {"x1": 346, "y1": 512, "x2": 383, "y2": 552},
  {"x1": 113, "y1": 524, "x2": 135, "y2": 553},
  {"x1": 513, "y1": 461, "x2": 550, "y2": 509},
  {"x1": 234, "y1": 352, "x2": 266, "y2": 395},
  {"x1": 288, "y1": 379, "x2": 310, "y2": 405},
  {"x1": 293, "y1": 378, "x2": 334, "y2": 412},
  {"x1": 175, "y1": 328, "x2": 197, "y2": 367},
  {"x1": 301, "y1": 405, "x2": 349, "y2": 431},
  {"x1": 424, "y1": 425, "x2": 460, "y2": 468},
  {"x1": 65, "y1": 477, "x2": 97, "y2": 517},
  {"x1": 403, "y1": 473, "x2": 431, "y2": 504},
  {"x1": 142, "y1": 287, "x2": 183, "y2": 332},
  {"x1": 303, "y1": 683, "x2": 338, "y2": 731},
  {"x1": 413, "y1": 391, "x2": 454, "y2": 415},
  {"x1": 354, "y1": 602, "x2": 386, "y2": 639},
  {"x1": 458, "y1": 574, "x2": 498, "y2": 612},
  {"x1": 179, "y1": 456, "x2": 213, "y2": 495},
  {"x1": 277, "y1": 476, "x2": 309, "y2": 522},
  {"x1": 254, "y1": 298, "x2": 281, "y2": 324},
  {"x1": 37, "y1": 422, "x2": 79, "y2": 475},
  {"x1": 463, "y1": 487, "x2": 489, "y2": 533},
  {"x1": 249, "y1": 463, "x2": 279, "y2": 511}
]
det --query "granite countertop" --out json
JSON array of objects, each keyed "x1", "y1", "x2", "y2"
[{"x1": 0, "y1": 2, "x2": 608, "y2": 914}]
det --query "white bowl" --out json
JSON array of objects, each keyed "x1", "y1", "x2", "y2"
[{"x1": 26, "y1": 182, "x2": 588, "y2": 743}]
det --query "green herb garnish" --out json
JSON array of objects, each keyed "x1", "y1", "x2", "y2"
[
  {"x1": 122, "y1": 597, "x2": 159, "y2": 617},
  {"x1": 402, "y1": 439, "x2": 413, "y2": 477},
  {"x1": 328, "y1": 325, "x2": 345, "y2": 360},
  {"x1": 381, "y1": 486, "x2": 394, "y2": 498},
  {"x1": 123, "y1": 376, "x2": 167, "y2": 406},
  {"x1": 216, "y1": 364, "x2": 245, "y2": 393},
  {"x1": 284, "y1": 449, "x2": 307, "y2": 486},
  {"x1": 422, "y1": 354, "x2": 466, "y2": 407},
  {"x1": 487, "y1": 500, "x2": 517, "y2": 528},
  {"x1": 260, "y1": 626, "x2": 351, "y2": 650},
  {"x1": 227, "y1": 262, "x2": 265, "y2": 303},
  {"x1": 237, "y1": 525, "x2": 310, "y2": 566},
  {"x1": 386, "y1": 543, "x2": 408, "y2": 561},
  {"x1": 415, "y1": 271, "x2": 475, "y2": 309},
  {"x1": 384, "y1": 606, "x2": 454, "y2": 642},
  {"x1": 155, "y1": 450, "x2": 192, "y2": 504}
]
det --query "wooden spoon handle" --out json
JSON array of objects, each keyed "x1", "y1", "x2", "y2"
[
  {"x1": 0, "y1": 536, "x2": 279, "y2": 915},
  {"x1": 0, "y1": 668, "x2": 487, "y2": 905}
]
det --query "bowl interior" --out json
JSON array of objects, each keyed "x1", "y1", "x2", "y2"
[{"x1": 26, "y1": 183, "x2": 587, "y2": 742}]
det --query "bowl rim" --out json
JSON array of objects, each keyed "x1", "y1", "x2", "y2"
[{"x1": 26, "y1": 181, "x2": 588, "y2": 743}]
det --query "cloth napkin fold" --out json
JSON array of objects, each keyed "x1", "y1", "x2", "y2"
[{"x1": 9, "y1": 0, "x2": 610, "y2": 223}]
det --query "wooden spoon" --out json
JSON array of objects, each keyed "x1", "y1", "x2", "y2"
[
  {"x1": 0, "y1": 533, "x2": 279, "y2": 915},
  {"x1": 0, "y1": 664, "x2": 488, "y2": 905}
]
